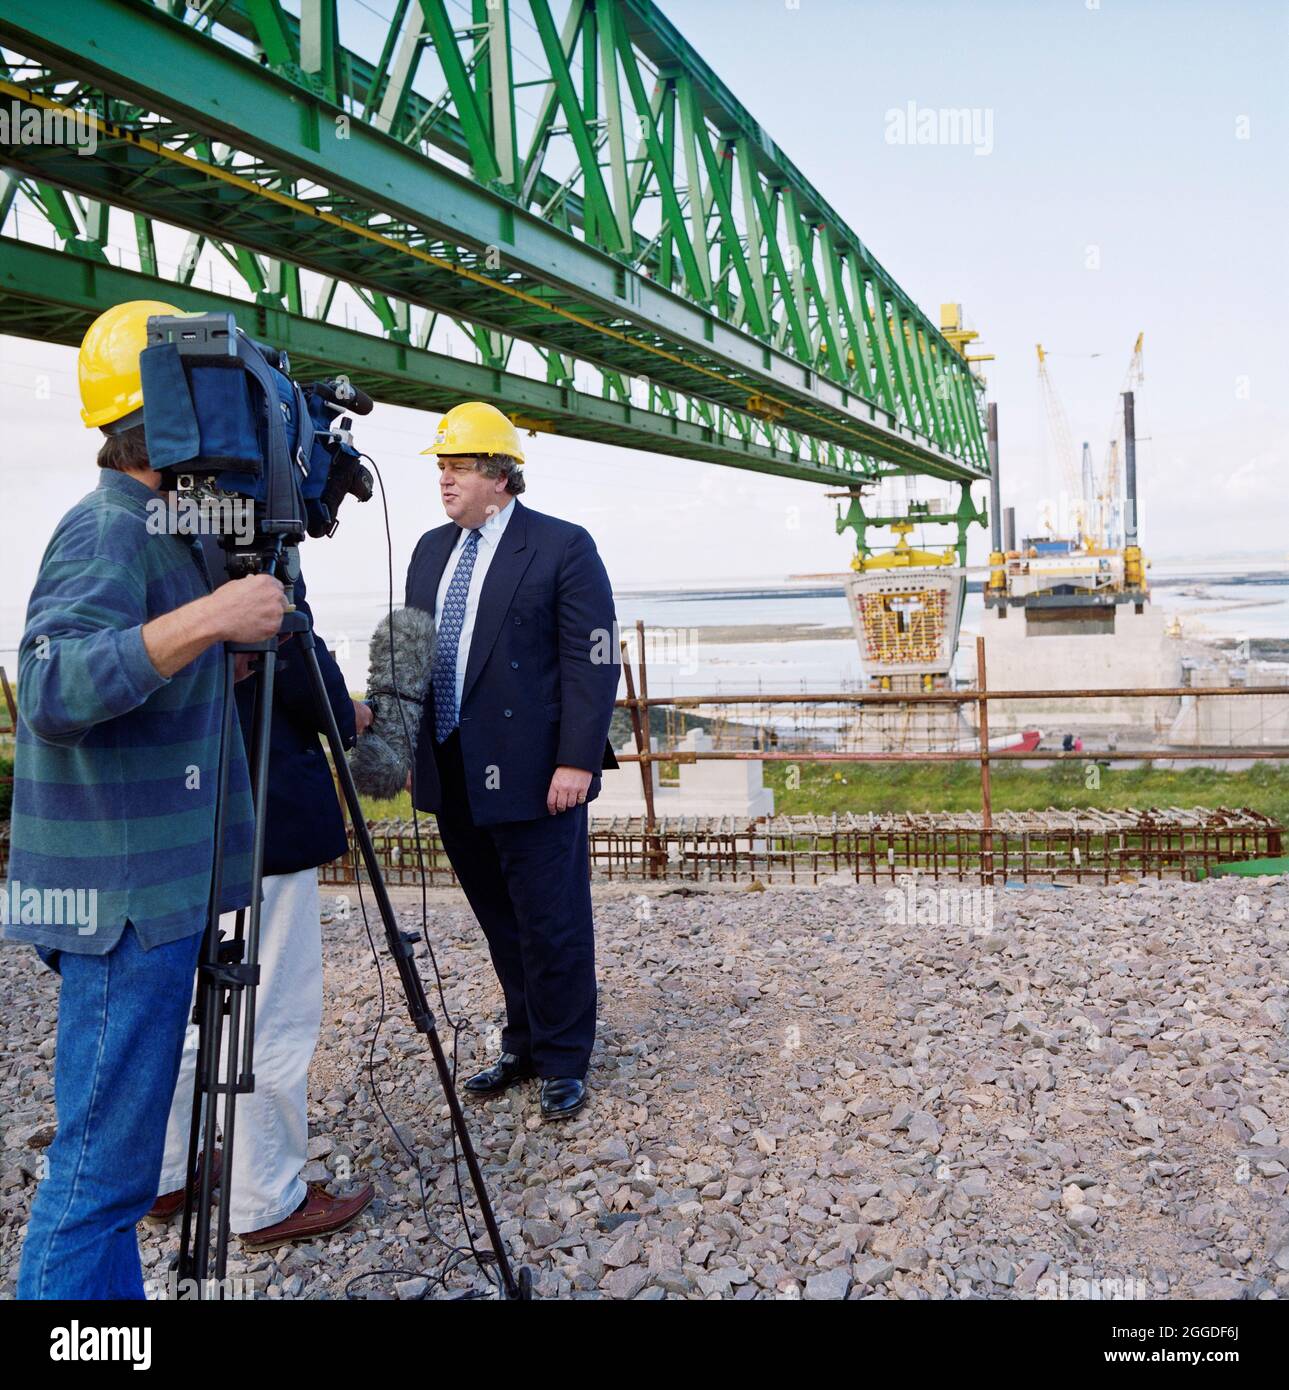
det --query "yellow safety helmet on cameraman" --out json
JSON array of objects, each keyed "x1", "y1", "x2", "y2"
[
  {"x1": 422, "y1": 400, "x2": 525, "y2": 464},
  {"x1": 77, "y1": 298, "x2": 181, "y2": 430}
]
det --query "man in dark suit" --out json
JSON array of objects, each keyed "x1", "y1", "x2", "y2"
[{"x1": 404, "y1": 401, "x2": 619, "y2": 1121}]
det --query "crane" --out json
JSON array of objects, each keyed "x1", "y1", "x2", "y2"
[{"x1": 1101, "y1": 333, "x2": 1145, "y2": 548}]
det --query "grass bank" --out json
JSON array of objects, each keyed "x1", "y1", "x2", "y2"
[
  {"x1": 763, "y1": 760, "x2": 1289, "y2": 822},
  {"x1": 354, "y1": 762, "x2": 1289, "y2": 827}
]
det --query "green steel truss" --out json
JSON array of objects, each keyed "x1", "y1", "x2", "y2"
[
  {"x1": 0, "y1": 0, "x2": 989, "y2": 490},
  {"x1": 1, "y1": 238, "x2": 870, "y2": 483}
]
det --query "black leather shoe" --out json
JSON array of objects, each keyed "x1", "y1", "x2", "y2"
[
  {"x1": 540, "y1": 1077, "x2": 587, "y2": 1121},
  {"x1": 462, "y1": 1052, "x2": 534, "y2": 1096}
]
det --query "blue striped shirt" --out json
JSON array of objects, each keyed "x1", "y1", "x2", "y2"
[{"x1": 3, "y1": 470, "x2": 253, "y2": 955}]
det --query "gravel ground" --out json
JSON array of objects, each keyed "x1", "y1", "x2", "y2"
[{"x1": 2, "y1": 874, "x2": 1288, "y2": 1301}]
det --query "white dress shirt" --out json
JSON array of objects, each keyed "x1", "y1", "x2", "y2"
[{"x1": 434, "y1": 498, "x2": 516, "y2": 720}]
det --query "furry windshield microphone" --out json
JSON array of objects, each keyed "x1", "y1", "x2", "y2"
[{"x1": 350, "y1": 605, "x2": 436, "y2": 799}]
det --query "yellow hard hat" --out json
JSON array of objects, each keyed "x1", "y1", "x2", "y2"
[
  {"x1": 421, "y1": 400, "x2": 525, "y2": 464},
  {"x1": 78, "y1": 299, "x2": 181, "y2": 429}
]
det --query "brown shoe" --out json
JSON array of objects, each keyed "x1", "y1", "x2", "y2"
[
  {"x1": 145, "y1": 1150, "x2": 223, "y2": 1223},
  {"x1": 238, "y1": 1181, "x2": 375, "y2": 1250}
]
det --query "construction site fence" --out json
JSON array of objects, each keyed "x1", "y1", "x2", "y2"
[
  {"x1": 314, "y1": 806, "x2": 1282, "y2": 890},
  {"x1": 1, "y1": 643, "x2": 1287, "y2": 887},
  {"x1": 591, "y1": 631, "x2": 1288, "y2": 883}
]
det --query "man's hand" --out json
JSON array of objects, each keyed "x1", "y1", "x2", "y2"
[
  {"x1": 206, "y1": 574, "x2": 290, "y2": 644},
  {"x1": 353, "y1": 699, "x2": 374, "y2": 735},
  {"x1": 547, "y1": 765, "x2": 593, "y2": 815}
]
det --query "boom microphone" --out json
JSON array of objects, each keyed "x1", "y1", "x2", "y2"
[
  {"x1": 309, "y1": 378, "x2": 375, "y2": 415},
  {"x1": 350, "y1": 605, "x2": 436, "y2": 799}
]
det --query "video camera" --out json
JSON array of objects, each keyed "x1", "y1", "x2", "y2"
[{"x1": 139, "y1": 310, "x2": 373, "y2": 576}]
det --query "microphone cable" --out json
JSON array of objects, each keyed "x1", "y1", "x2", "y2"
[{"x1": 341, "y1": 453, "x2": 502, "y2": 1300}]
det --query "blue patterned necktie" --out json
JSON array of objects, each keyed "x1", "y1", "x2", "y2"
[{"x1": 431, "y1": 527, "x2": 482, "y2": 743}]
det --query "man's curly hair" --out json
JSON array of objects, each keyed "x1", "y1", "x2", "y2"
[{"x1": 473, "y1": 453, "x2": 526, "y2": 495}]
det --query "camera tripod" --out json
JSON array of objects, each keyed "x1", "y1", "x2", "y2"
[{"x1": 175, "y1": 597, "x2": 531, "y2": 1301}]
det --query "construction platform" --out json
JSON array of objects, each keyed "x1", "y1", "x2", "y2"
[{"x1": 315, "y1": 806, "x2": 1283, "y2": 889}]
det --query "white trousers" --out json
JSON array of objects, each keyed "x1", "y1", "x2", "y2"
[{"x1": 160, "y1": 868, "x2": 323, "y2": 1234}]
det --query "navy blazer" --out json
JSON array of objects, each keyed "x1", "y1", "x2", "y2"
[
  {"x1": 404, "y1": 498, "x2": 619, "y2": 825},
  {"x1": 199, "y1": 541, "x2": 358, "y2": 876},
  {"x1": 237, "y1": 575, "x2": 357, "y2": 875}
]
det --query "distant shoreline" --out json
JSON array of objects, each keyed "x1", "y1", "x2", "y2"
[
  {"x1": 616, "y1": 570, "x2": 1289, "y2": 602},
  {"x1": 684, "y1": 623, "x2": 1289, "y2": 653},
  {"x1": 686, "y1": 623, "x2": 854, "y2": 645}
]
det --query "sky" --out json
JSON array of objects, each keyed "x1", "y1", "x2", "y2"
[{"x1": 1, "y1": 0, "x2": 1285, "y2": 651}]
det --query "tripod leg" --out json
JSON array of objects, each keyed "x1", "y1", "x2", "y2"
[
  {"x1": 179, "y1": 647, "x2": 237, "y2": 1289},
  {"x1": 212, "y1": 642, "x2": 277, "y2": 1280},
  {"x1": 296, "y1": 628, "x2": 527, "y2": 1300},
  {"x1": 178, "y1": 641, "x2": 275, "y2": 1296}
]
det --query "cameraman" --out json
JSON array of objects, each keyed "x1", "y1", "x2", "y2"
[
  {"x1": 7, "y1": 300, "x2": 287, "y2": 1299},
  {"x1": 151, "y1": 567, "x2": 376, "y2": 1248}
]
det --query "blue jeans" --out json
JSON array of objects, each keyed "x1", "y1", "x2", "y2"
[{"x1": 17, "y1": 923, "x2": 203, "y2": 1300}]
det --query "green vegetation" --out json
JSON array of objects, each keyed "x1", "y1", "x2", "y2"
[
  {"x1": 361, "y1": 789, "x2": 416, "y2": 821},
  {"x1": 762, "y1": 759, "x2": 1289, "y2": 823},
  {"x1": 352, "y1": 761, "x2": 1288, "y2": 829}
]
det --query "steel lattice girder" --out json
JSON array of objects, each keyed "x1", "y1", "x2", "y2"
[
  {"x1": 0, "y1": 0, "x2": 989, "y2": 489},
  {"x1": 0, "y1": 237, "x2": 881, "y2": 483}
]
